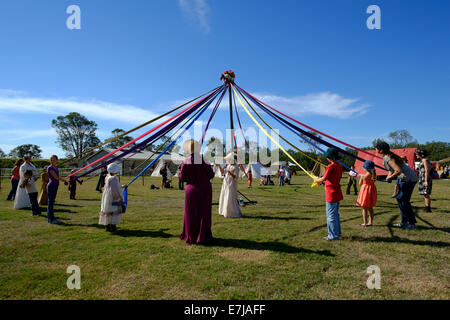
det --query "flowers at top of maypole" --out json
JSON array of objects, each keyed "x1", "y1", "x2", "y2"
[{"x1": 220, "y1": 70, "x2": 235, "y2": 84}]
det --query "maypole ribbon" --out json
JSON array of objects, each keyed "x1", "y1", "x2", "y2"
[
  {"x1": 238, "y1": 86, "x2": 386, "y2": 172},
  {"x1": 236, "y1": 85, "x2": 382, "y2": 160},
  {"x1": 126, "y1": 86, "x2": 226, "y2": 188},
  {"x1": 67, "y1": 85, "x2": 225, "y2": 179},
  {"x1": 235, "y1": 85, "x2": 327, "y2": 169},
  {"x1": 231, "y1": 84, "x2": 319, "y2": 188},
  {"x1": 59, "y1": 85, "x2": 223, "y2": 167},
  {"x1": 236, "y1": 86, "x2": 356, "y2": 174},
  {"x1": 75, "y1": 85, "x2": 224, "y2": 179},
  {"x1": 130, "y1": 92, "x2": 223, "y2": 174}
]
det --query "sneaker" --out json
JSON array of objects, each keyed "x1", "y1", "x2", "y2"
[
  {"x1": 406, "y1": 224, "x2": 417, "y2": 230},
  {"x1": 323, "y1": 236, "x2": 339, "y2": 241},
  {"x1": 393, "y1": 223, "x2": 407, "y2": 228},
  {"x1": 49, "y1": 219, "x2": 62, "y2": 225}
]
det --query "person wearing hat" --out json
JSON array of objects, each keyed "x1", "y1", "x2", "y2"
[
  {"x1": 99, "y1": 163, "x2": 124, "y2": 232},
  {"x1": 46, "y1": 155, "x2": 68, "y2": 224},
  {"x1": 375, "y1": 141, "x2": 418, "y2": 229},
  {"x1": 356, "y1": 161, "x2": 378, "y2": 227},
  {"x1": 179, "y1": 139, "x2": 215, "y2": 244},
  {"x1": 217, "y1": 152, "x2": 242, "y2": 218},
  {"x1": 313, "y1": 148, "x2": 343, "y2": 241},
  {"x1": 415, "y1": 149, "x2": 433, "y2": 212}
]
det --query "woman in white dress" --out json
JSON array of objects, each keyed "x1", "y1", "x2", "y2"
[
  {"x1": 99, "y1": 163, "x2": 124, "y2": 232},
  {"x1": 14, "y1": 156, "x2": 38, "y2": 209},
  {"x1": 217, "y1": 153, "x2": 242, "y2": 218}
]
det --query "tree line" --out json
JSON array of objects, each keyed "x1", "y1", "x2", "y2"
[{"x1": 1, "y1": 113, "x2": 449, "y2": 171}]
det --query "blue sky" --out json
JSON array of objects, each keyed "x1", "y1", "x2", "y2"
[{"x1": 0, "y1": 0, "x2": 449, "y2": 159}]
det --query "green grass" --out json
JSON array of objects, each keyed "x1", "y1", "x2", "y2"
[{"x1": 0, "y1": 174, "x2": 449, "y2": 299}]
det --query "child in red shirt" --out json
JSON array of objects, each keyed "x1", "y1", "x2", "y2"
[{"x1": 314, "y1": 148, "x2": 343, "y2": 241}]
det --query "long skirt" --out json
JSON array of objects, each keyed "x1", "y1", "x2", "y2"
[{"x1": 180, "y1": 181, "x2": 213, "y2": 244}]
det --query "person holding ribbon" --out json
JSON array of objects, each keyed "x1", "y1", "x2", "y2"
[
  {"x1": 179, "y1": 140, "x2": 215, "y2": 244},
  {"x1": 357, "y1": 161, "x2": 377, "y2": 227},
  {"x1": 313, "y1": 148, "x2": 343, "y2": 241},
  {"x1": 99, "y1": 163, "x2": 124, "y2": 232},
  {"x1": 375, "y1": 141, "x2": 418, "y2": 229},
  {"x1": 217, "y1": 152, "x2": 242, "y2": 218}
]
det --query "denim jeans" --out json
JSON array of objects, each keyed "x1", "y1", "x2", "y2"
[
  {"x1": 7, "y1": 179, "x2": 19, "y2": 200},
  {"x1": 326, "y1": 202, "x2": 341, "y2": 240},
  {"x1": 278, "y1": 177, "x2": 285, "y2": 186},
  {"x1": 396, "y1": 181, "x2": 417, "y2": 225},
  {"x1": 47, "y1": 185, "x2": 59, "y2": 222},
  {"x1": 28, "y1": 192, "x2": 41, "y2": 216}
]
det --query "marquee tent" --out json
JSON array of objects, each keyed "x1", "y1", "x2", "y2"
[{"x1": 354, "y1": 148, "x2": 417, "y2": 175}]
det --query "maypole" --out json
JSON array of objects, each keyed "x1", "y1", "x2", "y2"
[{"x1": 221, "y1": 70, "x2": 236, "y2": 154}]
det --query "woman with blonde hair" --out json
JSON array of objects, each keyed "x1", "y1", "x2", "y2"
[
  {"x1": 217, "y1": 152, "x2": 242, "y2": 218},
  {"x1": 179, "y1": 139, "x2": 215, "y2": 244}
]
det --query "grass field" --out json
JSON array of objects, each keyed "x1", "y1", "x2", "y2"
[{"x1": 0, "y1": 174, "x2": 449, "y2": 300}]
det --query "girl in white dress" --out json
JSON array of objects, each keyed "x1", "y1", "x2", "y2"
[
  {"x1": 99, "y1": 163, "x2": 124, "y2": 232},
  {"x1": 217, "y1": 153, "x2": 242, "y2": 218},
  {"x1": 14, "y1": 157, "x2": 38, "y2": 209}
]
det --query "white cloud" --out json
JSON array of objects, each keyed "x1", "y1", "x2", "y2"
[
  {"x1": 219, "y1": 90, "x2": 369, "y2": 119},
  {"x1": 0, "y1": 90, "x2": 162, "y2": 124},
  {"x1": 251, "y1": 92, "x2": 369, "y2": 119},
  {"x1": 0, "y1": 128, "x2": 56, "y2": 141},
  {"x1": 179, "y1": 0, "x2": 211, "y2": 33}
]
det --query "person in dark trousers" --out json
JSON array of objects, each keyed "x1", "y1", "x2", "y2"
[
  {"x1": 346, "y1": 165, "x2": 358, "y2": 195},
  {"x1": 47, "y1": 155, "x2": 67, "y2": 224},
  {"x1": 160, "y1": 163, "x2": 168, "y2": 189},
  {"x1": 96, "y1": 165, "x2": 108, "y2": 193},
  {"x1": 68, "y1": 169, "x2": 83, "y2": 200},
  {"x1": 376, "y1": 141, "x2": 418, "y2": 229},
  {"x1": 6, "y1": 159, "x2": 23, "y2": 201}
]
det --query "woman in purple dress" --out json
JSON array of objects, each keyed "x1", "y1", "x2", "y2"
[{"x1": 179, "y1": 140, "x2": 215, "y2": 244}]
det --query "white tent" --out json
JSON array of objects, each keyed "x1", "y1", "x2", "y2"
[{"x1": 240, "y1": 162, "x2": 267, "y2": 178}]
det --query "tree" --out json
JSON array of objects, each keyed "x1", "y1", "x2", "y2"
[
  {"x1": 388, "y1": 130, "x2": 417, "y2": 148},
  {"x1": 106, "y1": 128, "x2": 133, "y2": 149},
  {"x1": 422, "y1": 141, "x2": 450, "y2": 161},
  {"x1": 0, "y1": 148, "x2": 5, "y2": 158},
  {"x1": 52, "y1": 112, "x2": 101, "y2": 159},
  {"x1": 8, "y1": 144, "x2": 42, "y2": 158},
  {"x1": 148, "y1": 135, "x2": 177, "y2": 153}
]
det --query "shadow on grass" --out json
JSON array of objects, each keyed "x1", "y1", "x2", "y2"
[
  {"x1": 242, "y1": 215, "x2": 312, "y2": 221},
  {"x1": 205, "y1": 237, "x2": 335, "y2": 256},
  {"x1": 55, "y1": 203, "x2": 82, "y2": 208},
  {"x1": 307, "y1": 210, "x2": 392, "y2": 233},
  {"x1": 114, "y1": 228, "x2": 173, "y2": 238},
  {"x1": 347, "y1": 235, "x2": 450, "y2": 248},
  {"x1": 414, "y1": 212, "x2": 450, "y2": 234},
  {"x1": 53, "y1": 208, "x2": 77, "y2": 214}
]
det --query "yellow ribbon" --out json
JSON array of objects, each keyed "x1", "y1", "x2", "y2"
[{"x1": 231, "y1": 84, "x2": 319, "y2": 186}]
